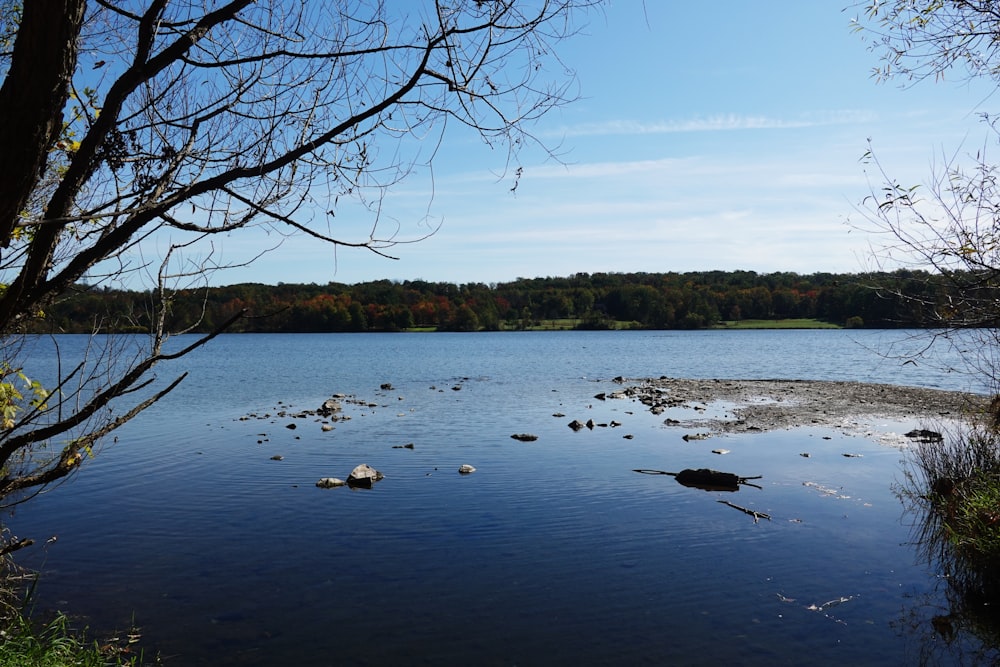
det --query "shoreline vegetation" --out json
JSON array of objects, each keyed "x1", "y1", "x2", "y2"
[
  {"x1": 499, "y1": 317, "x2": 843, "y2": 331},
  {"x1": 456, "y1": 317, "x2": 842, "y2": 331},
  {"x1": 34, "y1": 269, "x2": 976, "y2": 334},
  {"x1": 0, "y1": 609, "x2": 145, "y2": 666}
]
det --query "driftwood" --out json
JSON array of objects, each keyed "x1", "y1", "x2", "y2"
[
  {"x1": 633, "y1": 468, "x2": 763, "y2": 492},
  {"x1": 718, "y1": 500, "x2": 771, "y2": 523}
]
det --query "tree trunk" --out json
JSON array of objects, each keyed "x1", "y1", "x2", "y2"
[{"x1": 0, "y1": 0, "x2": 86, "y2": 247}]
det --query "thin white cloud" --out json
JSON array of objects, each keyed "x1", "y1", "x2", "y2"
[{"x1": 552, "y1": 110, "x2": 879, "y2": 138}]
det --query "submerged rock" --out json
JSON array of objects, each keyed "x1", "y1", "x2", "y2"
[
  {"x1": 510, "y1": 433, "x2": 538, "y2": 442},
  {"x1": 316, "y1": 477, "x2": 346, "y2": 488},
  {"x1": 905, "y1": 428, "x2": 944, "y2": 443}
]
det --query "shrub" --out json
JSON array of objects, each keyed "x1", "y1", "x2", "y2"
[{"x1": 900, "y1": 414, "x2": 1000, "y2": 598}]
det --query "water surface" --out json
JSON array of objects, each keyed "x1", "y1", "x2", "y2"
[{"x1": 8, "y1": 330, "x2": 993, "y2": 665}]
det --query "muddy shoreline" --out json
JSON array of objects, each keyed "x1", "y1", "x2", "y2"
[{"x1": 619, "y1": 377, "x2": 989, "y2": 441}]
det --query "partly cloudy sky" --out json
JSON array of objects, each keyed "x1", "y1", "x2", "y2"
[{"x1": 192, "y1": 1, "x2": 1000, "y2": 286}]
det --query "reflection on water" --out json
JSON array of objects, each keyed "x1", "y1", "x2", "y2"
[
  {"x1": 894, "y1": 430, "x2": 1000, "y2": 667},
  {"x1": 5, "y1": 331, "x2": 997, "y2": 665},
  {"x1": 897, "y1": 581, "x2": 1000, "y2": 667}
]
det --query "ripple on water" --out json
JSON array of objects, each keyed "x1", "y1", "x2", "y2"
[{"x1": 7, "y1": 331, "x2": 990, "y2": 665}]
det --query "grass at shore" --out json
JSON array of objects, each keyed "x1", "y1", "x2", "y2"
[
  {"x1": 714, "y1": 318, "x2": 841, "y2": 329},
  {"x1": 0, "y1": 610, "x2": 146, "y2": 666},
  {"x1": 901, "y1": 419, "x2": 1000, "y2": 596}
]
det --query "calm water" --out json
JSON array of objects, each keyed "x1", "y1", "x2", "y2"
[{"x1": 6, "y1": 330, "x2": 996, "y2": 665}]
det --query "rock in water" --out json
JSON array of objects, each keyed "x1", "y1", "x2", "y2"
[
  {"x1": 318, "y1": 398, "x2": 343, "y2": 416},
  {"x1": 458, "y1": 464, "x2": 477, "y2": 474},
  {"x1": 316, "y1": 477, "x2": 346, "y2": 488},
  {"x1": 347, "y1": 463, "x2": 384, "y2": 488}
]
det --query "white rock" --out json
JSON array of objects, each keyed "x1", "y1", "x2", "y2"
[
  {"x1": 346, "y1": 463, "x2": 384, "y2": 487},
  {"x1": 316, "y1": 477, "x2": 346, "y2": 488},
  {"x1": 348, "y1": 463, "x2": 382, "y2": 480},
  {"x1": 458, "y1": 464, "x2": 476, "y2": 474}
]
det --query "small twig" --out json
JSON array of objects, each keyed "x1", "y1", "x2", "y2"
[{"x1": 718, "y1": 500, "x2": 771, "y2": 523}]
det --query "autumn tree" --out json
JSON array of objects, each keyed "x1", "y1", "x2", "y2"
[{"x1": 0, "y1": 0, "x2": 595, "y2": 518}]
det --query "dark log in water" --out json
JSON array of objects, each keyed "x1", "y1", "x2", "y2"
[{"x1": 633, "y1": 468, "x2": 763, "y2": 492}]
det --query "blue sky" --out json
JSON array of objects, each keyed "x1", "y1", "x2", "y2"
[{"x1": 201, "y1": 1, "x2": 999, "y2": 286}]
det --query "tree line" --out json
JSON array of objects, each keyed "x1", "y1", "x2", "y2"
[{"x1": 32, "y1": 269, "x2": 987, "y2": 334}]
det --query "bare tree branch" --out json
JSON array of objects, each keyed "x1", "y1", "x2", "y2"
[{"x1": 0, "y1": 0, "x2": 598, "y2": 510}]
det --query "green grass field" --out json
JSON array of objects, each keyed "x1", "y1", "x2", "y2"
[{"x1": 714, "y1": 318, "x2": 841, "y2": 329}]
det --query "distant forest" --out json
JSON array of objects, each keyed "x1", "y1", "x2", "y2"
[{"x1": 31, "y1": 270, "x2": 980, "y2": 334}]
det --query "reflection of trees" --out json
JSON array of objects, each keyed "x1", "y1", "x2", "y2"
[
  {"x1": 894, "y1": 567, "x2": 1000, "y2": 667},
  {"x1": 896, "y1": 422, "x2": 1000, "y2": 665}
]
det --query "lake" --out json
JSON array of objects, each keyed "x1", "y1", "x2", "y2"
[{"x1": 6, "y1": 329, "x2": 997, "y2": 665}]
